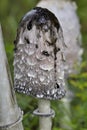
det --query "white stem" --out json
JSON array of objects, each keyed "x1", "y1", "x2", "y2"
[
  {"x1": 0, "y1": 25, "x2": 24, "y2": 130},
  {"x1": 38, "y1": 99, "x2": 52, "y2": 130},
  {"x1": 60, "y1": 81, "x2": 73, "y2": 130}
]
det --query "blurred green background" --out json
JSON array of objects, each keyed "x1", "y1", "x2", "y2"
[{"x1": 0, "y1": 0, "x2": 87, "y2": 130}]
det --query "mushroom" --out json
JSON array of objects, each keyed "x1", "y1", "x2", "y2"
[
  {"x1": 37, "y1": 1, "x2": 83, "y2": 129},
  {"x1": 14, "y1": 7, "x2": 66, "y2": 130}
]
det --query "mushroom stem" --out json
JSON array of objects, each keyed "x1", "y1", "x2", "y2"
[
  {"x1": 38, "y1": 99, "x2": 52, "y2": 130},
  {"x1": 0, "y1": 25, "x2": 24, "y2": 130}
]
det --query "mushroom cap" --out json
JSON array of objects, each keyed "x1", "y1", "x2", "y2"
[{"x1": 14, "y1": 7, "x2": 66, "y2": 100}]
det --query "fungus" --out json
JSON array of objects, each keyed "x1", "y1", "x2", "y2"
[{"x1": 14, "y1": 7, "x2": 66, "y2": 130}]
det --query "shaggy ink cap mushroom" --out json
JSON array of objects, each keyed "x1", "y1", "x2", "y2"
[{"x1": 14, "y1": 7, "x2": 66, "y2": 100}]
